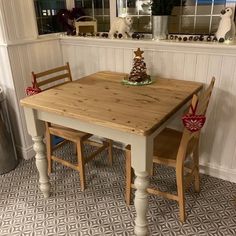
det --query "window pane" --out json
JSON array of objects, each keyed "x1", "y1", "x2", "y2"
[
  {"x1": 132, "y1": 16, "x2": 151, "y2": 33},
  {"x1": 213, "y1": 0, "x2": 226, "y2": 14},
  {"x1": 196, "y1": 1, "x2": 212, "y2": 15},
  {"x1": 117, "y1": 0, "x2": 127, "y2": 16},
  {"x1": 104, "y1": 0, "x2": 109, "y2": 8},
  {"x1": 182, "y1": 0, "x2": 196, "y2": 15},
  {"x1": 94, "y1": 0, "x2": 103, "y2": 15},
  {"x1": 195, "y1": 16, "x2": 211, "y2": 34},
  {"x1": 168, "y1": 16, "x2": 180, "y2": 34},
  {"x1": 169, "y1": 0, "x2": 233, "y2": 35},
  {"x1": 34, "y1": 0, "x2": 66, "y2": 35},
  {"x1": 104, "y1": 7, "x2": 110, "y2": 15},
  {"x1": 96, "y1": 16, "x2": 110, "y2": 32},
  {"x1": 75, "y1": 0, "x2": 110, "y2": 32},
  {"x1": 83, "y1": 0, "x2": 93, "y2": 9},
  {"x1": 180, "y1": 16, "x2": 195, "y2": 34},
  {"x1": 211, "y1": 16, "x2": 221, "y2": 33},
  {"x1": 75, "y1": 0, "x2": 83, "y2": 7},
  {"x1": 117, "y1": 1, "x2": 152, "y2": 33},
  {"x1": 139, "y1": 1, "x2": 151, "y2": 15},
  {"x1": 127, "y1": 0, "x2": 138, "y2": 15},
  {"x1": 83, "y1": 8, "x2": 93, "y2": 16}
]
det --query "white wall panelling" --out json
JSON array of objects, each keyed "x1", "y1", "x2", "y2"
[
  {"x1": 0, "y1": 0, "x2": 235, "y2": 182},
  {"x1": 61, "y1": 37, "x2": 236, "y2": 183},
  {"x1": 0, "y1": 0, "x2": 37, "y2": 44},
  {"x1": 0, "y1": 38, "x2": 63, "y2": 159}
]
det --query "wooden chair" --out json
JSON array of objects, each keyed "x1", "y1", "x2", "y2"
[
  {"x1": 32, "y1": 62, "x2": 113, "y2": 191},
  {"x1": 125, "y1": 77, "x2": 215, "y2": 222}
]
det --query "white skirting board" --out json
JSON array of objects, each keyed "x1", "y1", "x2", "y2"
[
  {"x1": 16, "y1": 145, "x2": 36, "y2": 160},
  {"x1": 200, "y1": 162, "x2": 236, "y2": 183}
]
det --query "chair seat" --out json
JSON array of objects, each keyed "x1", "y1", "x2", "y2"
[
  {"x1": 49, "y1": 125, "x2": 92, "y2": 142},
  {"x1": 153, "y1": 128, "x2": 182, "y2": 166}
]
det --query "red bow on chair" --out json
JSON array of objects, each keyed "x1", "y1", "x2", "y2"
[
  {"x1": 182, "y1": 101, "x2": 206, "y2": 132},
  {"x1": 25, "y1": 76, "x2": 41, "y2": 96}
]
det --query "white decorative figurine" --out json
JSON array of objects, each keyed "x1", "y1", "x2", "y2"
[
  {"x1": 109, "y1": 16, "x2": 133, "y2": 39},
  {"x1": 215, "y1": 7, "x2": 235, "y2": 43}
]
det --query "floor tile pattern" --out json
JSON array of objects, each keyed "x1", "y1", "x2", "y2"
[{"x1": 0, "y1": 144, "x2": 236, "y2": 235}]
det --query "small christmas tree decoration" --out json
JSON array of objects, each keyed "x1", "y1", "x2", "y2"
[{"x1": 123, "y1": 48, "x2": 151, "y2": 86}]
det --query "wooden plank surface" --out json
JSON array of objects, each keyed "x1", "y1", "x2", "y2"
[{"x1": 21, "y1": 71, "x2": 203, "y2": 136}]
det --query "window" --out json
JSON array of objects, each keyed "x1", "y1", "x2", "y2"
[
  {"x1": 75, "y1": 0, "x2": 110, "y2": 32},
  {"x1": 34, "y1": 0, "x2": 66, "y2": 35},
  {"x1": 169, "y1": 0, "x2": 236, "y2": 34},
  {"x1": 117, "y1": 0, "x2": 152, "y2": 33},
  {"x1": 117, "y1": 0, "x2": 236, "y2": 35},
  {"x1": 34, "y1": 0, "x2": 236, "y2": 35}
]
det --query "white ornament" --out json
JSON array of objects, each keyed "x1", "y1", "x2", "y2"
[
  {"x1": 109, "y1": 16, "x2": 133, "y2": 39},
  {"x1": 215, "y1": 7, "x2": 236, "y2": 42}
]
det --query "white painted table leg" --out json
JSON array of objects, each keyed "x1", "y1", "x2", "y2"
[
  {"x1": 134, "y1": 170, "x2": 149, "y2": 236},
  {"x1": 32, "y1": 136, "x2": 51, "y2": 198}
]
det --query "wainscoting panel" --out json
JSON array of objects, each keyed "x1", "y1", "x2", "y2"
[
  {"x1": 98, "y1": 47, "x2": 106, "y2": 72},
  {"x1": 0, "y1": 0, "x2": 37, "y2": 44},
  {"x1": 123, "y1": 48, "x2": 133, "y2": 73},
  {"x1": 1, "y1": 39, "x2": 62, "y2": 159},
  {"x1": 114, "y1": 48, "x2": 124, "y2": 72},
  {"x1": 171, "y1": 52, "x2": 185, "y2": 80},
  {"x1": 183, "y1": 53, "x2": 197, "y2": 81},
  {"x1": 61, "y1": 38, "x2": 236, "y2": 183}
]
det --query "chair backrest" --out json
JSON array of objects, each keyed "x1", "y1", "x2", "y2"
[
  {"x1": 177, "y1": 77, "x2": 215, "y2": 165},
  {"x1": 196, "y1": 77, "x2": 215, "y2": 116},
  {"x1": 32, "y1": 62, "x2": 72, "y2": 91}
]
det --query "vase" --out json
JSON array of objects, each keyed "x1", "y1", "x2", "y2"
[{"x1": 152, "y1": 15, "x2": 168, "y2": 40}]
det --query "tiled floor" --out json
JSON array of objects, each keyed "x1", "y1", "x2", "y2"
[{"x1": 0, "y1": 145, "x2": 236, "y2": 235}]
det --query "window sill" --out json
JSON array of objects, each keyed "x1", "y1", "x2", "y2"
[{"x1": 60, "y1": 35, "x2": 236, "y2": 55}]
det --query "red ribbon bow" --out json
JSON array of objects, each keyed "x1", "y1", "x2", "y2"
[
  {"x1": 182, "y1": 101, "x2": 206, "y2": 132},
  {"x1": 25, "y1": 77, "x2": 41, "y2": 96}
]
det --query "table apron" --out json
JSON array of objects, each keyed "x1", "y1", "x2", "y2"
[{"x1": 37, "y1": 110, "x2": 137, "y2": 144}]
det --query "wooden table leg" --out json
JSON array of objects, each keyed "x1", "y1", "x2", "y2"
[
  {"x1": 131, "y1": 136, "x2": 153, "y2": 236},
  {"x1": 32, "y1": 136, "x2": 51, "y2": 198},
  {"x1": 23, "y1": 108, "x2": 51, "y2": 198},
  {"x1": 134, "y1": 170, "x2": 149, "y2": 236}
]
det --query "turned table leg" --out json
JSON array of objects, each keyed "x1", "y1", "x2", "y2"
[
  {"x1": 32, "y1": 136, "x2": 51, "y2": 198},
  {"x1": 131, "y1": 135, "x2": 153, "y2": 236},
  {"x1": 23, "y1": 108, "x2": 51, "y2": 198},
  {"x1": 134, "y1": 170, "x2": 149, "y2": 236}
]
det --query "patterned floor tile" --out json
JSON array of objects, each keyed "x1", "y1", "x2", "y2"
[{"x1": 0, "y1": 144, "x2": 236, "y2": 235}]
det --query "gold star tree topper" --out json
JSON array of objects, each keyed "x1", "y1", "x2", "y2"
[{"x1": 134, "y1": 48, "x2": 144, "y2": 59}]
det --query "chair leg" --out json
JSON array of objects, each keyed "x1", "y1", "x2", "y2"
[
  {"x1": 150, "y1": 163, "x2": 154, "y2": 176},
  {"x1": 73, "y1": 143, "x2": 77, "y2": 155},
  {"x1": 193, "y1": 146, "x2": 200, "y2": 193},
  {"x1": 108, "y1": 139, "x2": 113, "y2": 165},
  {"x1": 46, "y1": 132, "x2": 52, "y2": 174},
  {"x1": 77, "y1": 141, "x2": 86, "y2": 191},
  {"x1": 176, "y1": 167, "x2": 186, "y2": 222},
  {"x1": 125, "y1": 149, "x2": 132, "y2": 205}
]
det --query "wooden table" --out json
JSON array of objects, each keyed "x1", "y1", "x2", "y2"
[{"x1": 20, "y1": 71, "x2": 203, "y2": 235}]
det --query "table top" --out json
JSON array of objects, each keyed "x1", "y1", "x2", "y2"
[{"x1": 21, "y1": 71, "x2": 203, "y2": 136}]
